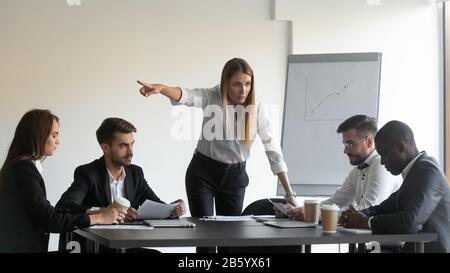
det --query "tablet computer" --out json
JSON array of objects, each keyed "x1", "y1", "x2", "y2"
[{"x1": 267, "y1": 199, "x2": 289, "y2": 214}]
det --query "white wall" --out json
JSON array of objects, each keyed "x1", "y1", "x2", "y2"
[
  {"x1": 0, "y1": 0, "x2": 444, "y2": 252},
  {"x1": 0, "y1": 0, "x2": 288, "y2": 250},
  {"x1": 275, "y1": 0, "x2": 444, "y2": 165}
]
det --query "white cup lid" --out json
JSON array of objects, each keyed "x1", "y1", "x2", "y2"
[
  {"x1": 321, "y1": 204, "x2": 340, "y2": 211},
  {"x1": 114, "y1": 196, "x2": 130, "y2": 207},
  {"x1": 304, "y1": 199, "x2": 321, "y2": 204}
]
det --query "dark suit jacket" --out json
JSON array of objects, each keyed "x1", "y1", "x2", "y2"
[
  {"x1": 56, "y1": 156, "x2": 164, "y2": 214},
  {"x1": 0, "y1": 160, "x2": 90, "y2": 253},
  {"x1": 361, "y1": 152, "x2": 450, "y2": 253}
]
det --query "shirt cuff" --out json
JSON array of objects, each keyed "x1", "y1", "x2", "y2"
[
  {"x1": 368, "y1": 216, "x2": 374, "y2": 229},
  {"x1": 170, "y1": 87, "x2": 187, "y2": 105},
  {"x1": 87, "y1": 207, "x2": 101, "y2": 213}
]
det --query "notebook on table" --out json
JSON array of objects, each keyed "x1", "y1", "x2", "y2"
[{"x1": 143, "y1": 219, "x2": 196, "y2": 228}]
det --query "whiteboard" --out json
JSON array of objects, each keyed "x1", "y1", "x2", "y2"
[{"x1": 277, "y1": 53, "x2": 381, "y2": 196}]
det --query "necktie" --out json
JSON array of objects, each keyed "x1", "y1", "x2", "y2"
[{"x1": 357, "y1": 163, "x2": 369, "y2": 170}]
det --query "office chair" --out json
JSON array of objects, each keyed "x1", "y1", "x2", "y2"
[
  {"x1": 228, "y1": 198, "x2": 304, "y2": 253},
  {"x1": 241, "y1": 198, "x2": 285, "y2": 216}
]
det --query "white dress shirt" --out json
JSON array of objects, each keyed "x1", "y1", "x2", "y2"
[
  {"x1": 322, "y1": 150, "x2": 402, "y2": 210},
  {"x1": 401, "y1": 152, "x2": 424, "y2": 180},
  {"x1": 107, "y1": 167, "x2": 126, "y2": 203},
  {"x1": 171, "y1": 85, "x2": 287, "y2": 175}
]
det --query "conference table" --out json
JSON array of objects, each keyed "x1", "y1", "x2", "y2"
[{"x1": 74, "y1": 217, "x2": 436, "y2": 253}]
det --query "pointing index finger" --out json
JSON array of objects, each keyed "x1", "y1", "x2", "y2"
[{"x1": 137, "y1": 80, "x2": 150, "y2": 87}]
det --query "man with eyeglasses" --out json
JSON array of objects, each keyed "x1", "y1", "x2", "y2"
[
  {"x1": 341, "y1": 120, "x2": 450, "y2": 253},
  {"x1": 276, "y1": 115, "x2": 401, "y2": 219}
]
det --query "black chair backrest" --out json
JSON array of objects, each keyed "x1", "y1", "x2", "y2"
[
  {"x1": 233, "y1": 198, "x2": 304, "y2": 253},
  {"x1": 241, "y1": 198, "x2": 286, "y2": 216}
]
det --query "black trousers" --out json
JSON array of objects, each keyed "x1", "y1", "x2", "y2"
[
  {"x1": 186, "y1": 151, "x2": 249, "y2": 252},
  {"x1": 186, "y1": 151, "x2": 249, "y2": 217}
]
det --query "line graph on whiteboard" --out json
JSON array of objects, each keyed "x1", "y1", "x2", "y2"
[{"x1": 303, "y1": 77, "x2": 358, "y2": 121}]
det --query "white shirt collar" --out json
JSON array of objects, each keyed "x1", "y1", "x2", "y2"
[
  {"x1": 32, "y1": 160, "x2": 43, "y2": 174},
  {"x1": 401, "y1": 152, "x2": 424, "y2": 180},
  {"x1": 107, "y1": 167, "x2": 126, "y2": 182},
  {"x1": 355, "y1": 149, "x2": 377, "y2": 170},
  {"x1": 363, "y1": 149, "x2": 378, "y2": 166}
]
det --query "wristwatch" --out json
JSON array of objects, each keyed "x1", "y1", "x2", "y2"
[{"x1": 285, "y1": 191, "x2": 297, "y2": 198}]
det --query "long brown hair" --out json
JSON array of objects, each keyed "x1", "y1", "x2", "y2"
[
  {"x1": 221, "y1": 58, "x2": 256, "y2": 146},
  {"x1": 0, "y1": 109, "x2": 59, "y2": 180}
]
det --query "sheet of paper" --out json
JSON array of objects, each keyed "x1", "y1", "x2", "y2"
[
  {"x1": 89, "y1": 225, "x2": 154, "y2": 230},
  {"x1": 136, "y1": 200, "x2": 178, "y2": 220},
  {"x1": 199, "y1": 215, "x2": 255, "y2": 221}
]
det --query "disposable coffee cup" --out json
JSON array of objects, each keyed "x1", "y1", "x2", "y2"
[
  {"x1": 304, "y1": 200, "x2": 321, "y2": 224},
  {"x1": 321, "y1": 204, "x2": 340, "y2": 233},
  {"x1": 112, "y1": 196, "x2": 130, "y2": 211}
]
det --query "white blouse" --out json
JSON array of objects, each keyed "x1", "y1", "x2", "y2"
[
  {"x1": 171, "y1": 85, "x2": 287, "y2": 175},
  {"x1": 32, "y1": 160, "x2": 43, "y2": 175}
]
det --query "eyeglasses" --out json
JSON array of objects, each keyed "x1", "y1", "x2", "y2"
[{"x1": 342, "y1": 136, "x2": 367, "y2": 150}]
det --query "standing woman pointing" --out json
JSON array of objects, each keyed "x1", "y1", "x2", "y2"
[{"x1": 138, "y1": 58, "x2": 297, "y2": 220}]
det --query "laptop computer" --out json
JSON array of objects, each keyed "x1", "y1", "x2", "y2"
[{"x1": 143, "y1": 219, "x2": 196, "y2": 228}]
